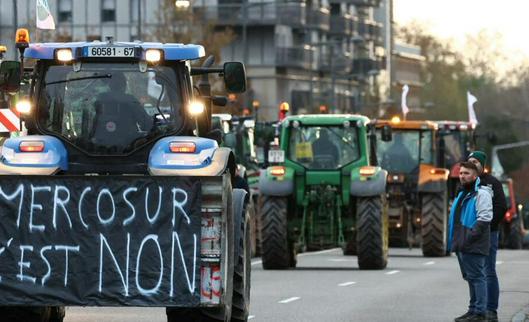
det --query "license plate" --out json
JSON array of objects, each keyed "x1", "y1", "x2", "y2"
[
  {"x1": 268, "y1": 149, "x2": 285, "y2": 163},
  {"x1": 86, "y1": 46, "x2": 135, "y2": 57}
]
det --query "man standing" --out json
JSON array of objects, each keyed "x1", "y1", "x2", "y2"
[
  {"x1": 449, "y1": 161, "x2": 493, "y2": 322},
  {"x1": 468, "y1": 151, "x2": 507, "y2": 322}
]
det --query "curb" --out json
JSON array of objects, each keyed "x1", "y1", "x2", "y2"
[{"x1": 512, "y1": 305, "x2": 529, "y2": 322}]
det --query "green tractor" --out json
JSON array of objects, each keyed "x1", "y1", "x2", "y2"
[
  {"x1": 259, "y1": 114, "x2": 389, "y2": 270},
  {"x1": 212, "y1": 114, "x2": 262, "y2": 255}
]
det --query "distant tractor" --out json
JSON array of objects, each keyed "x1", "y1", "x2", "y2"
[
  {"x1": 259, "y1": 114, "x2": 389, "y2": 270},
  {"x1": 435, "y1": 121, "x2": 476, "y2": 200},
  {"x1": 213, "y1": 114, "x2": 262, "y2": 256},
  {"x1": 499, "y1": 178, "x2": 524, "y2": 249},
  {"x1": 375, "y1": 118, "x2": 450, "y2": 257}
]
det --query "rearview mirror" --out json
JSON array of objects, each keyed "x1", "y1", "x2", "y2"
[
  {"x1": 224, "y1": 62, "x2": 246, "y2": 93},
  {"x1": 0, "y1": 61, "x2": 21, "y2": 93},
  {"x1": 381, "y1": 125, "x2": 392, "y2": 142}
]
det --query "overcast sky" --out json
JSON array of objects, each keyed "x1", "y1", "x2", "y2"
[{"x1": 393, "y1": 0, "x2": 529, "y2": 65}]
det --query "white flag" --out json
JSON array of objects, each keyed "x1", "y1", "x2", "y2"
[
  {"x1": 401, "y1": 84, "x2": 409, "y2": 117},
  {"x1": 36, "y1": 0, "x2": 56, "y2": 30},
  {"x1": 467, "y1": 91, "x2": 478, "y2": 126}
]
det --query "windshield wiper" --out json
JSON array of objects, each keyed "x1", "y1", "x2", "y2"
[{"x1": 45, "y1": 74, "x2": 112, "y2": 86}]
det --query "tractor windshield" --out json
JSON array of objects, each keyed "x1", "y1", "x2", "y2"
[
  {"x1": 37, "y1": 62, "x2": 184, "y2": 155},
  {"x1": 288, "y1": 125, "x2": 359, "y2": 169},
  {"x1": 377, "y1": 130, "x2": 433, "y2": 174}
]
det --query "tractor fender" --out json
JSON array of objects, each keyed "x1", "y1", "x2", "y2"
[
  {"x1": 258, "y1": 167, "x2": 294, "y2": 197},
  {"x1": 350, "y1": 167, "x2": 388, "y2": 197},
  {"x1": 149, "y1": 144, "x2": 236, "y2": 179},
  {"x1": 0, "y1": 135, "x2": 68, "y2": 175},
  {"x1": 417, "y1": 164, "x2": 449, "y2": 193}
]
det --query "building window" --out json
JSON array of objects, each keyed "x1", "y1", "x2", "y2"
[
  {"x1": 58, "y1": 0, "x2": 72, "y2": 23},
  {"x1": 102, "y1": 0, "x2": 116, "y2": 22}
]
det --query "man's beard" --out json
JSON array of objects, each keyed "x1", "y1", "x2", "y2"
[{"x1": 462, "y1": 180, "x2": 475, "y2": 189}]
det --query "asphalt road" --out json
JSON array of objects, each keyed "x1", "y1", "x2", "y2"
[{"x1": 64, "y1": 248, "x2": 529, "y2": 322}]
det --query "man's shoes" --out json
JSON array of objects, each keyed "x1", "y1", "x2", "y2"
[
  {"x1": 485, "y1": 311, "x2": 498, "y2": 322},
  {"x1": 465, "y1": 314, "x2": 487, "y2": 321},
  {"x1": 454, "y1": 311, "x2": 473, "y2": 321}
]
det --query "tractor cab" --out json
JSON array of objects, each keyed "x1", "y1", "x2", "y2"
[
  {"x1": 0, "y1": 34, "x2": 245, "y2": 174},
  {"x1": 435, "y1": 121, "x2": 476, "y2": 199}
]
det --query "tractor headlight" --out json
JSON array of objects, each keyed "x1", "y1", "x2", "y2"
[
  {"x1": 56, "y1": 49, "x2": 73, "y2": 62},
  {"x1": 16, "y1": 99, "x2": 31, "y2": 114},
  {"x1": 145, "y1": 49, "x2": 162, "y2": 63},
  {"x1": 189, "y1": 101, "x2": 205, "y2": 116}
]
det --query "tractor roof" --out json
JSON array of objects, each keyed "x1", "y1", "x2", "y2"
[
  {"x1": 24, "y1": 41, "x2": 205, "y2": 60},
  {"x1": 284, "y1": 114, "x2": 371, "y2": 126},
  {"x1": 375, "y1": 119, "x2": 437, "y2": 130}
]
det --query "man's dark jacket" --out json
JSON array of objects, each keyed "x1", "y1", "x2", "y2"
[{"x1": 479, "y1": 173, "x2": 507, "y2": 232}]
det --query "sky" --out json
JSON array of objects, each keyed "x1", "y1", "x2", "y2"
[{"x1": 393, "y1": 0, "x2": 529, "y2": 66}]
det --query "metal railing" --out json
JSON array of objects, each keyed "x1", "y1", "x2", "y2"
[
  {"x1": 329, "y1": 14, "x2": 354, "y2": 36},
  {"x1": 275, "y1": 46, "x2": 314, "y2": 69},
  {"x1": 306, "y1": 7, "x2": 330, "y2": 31},
  {"x1": 193, "y1": 2, "x2": 306, "y2": 27}
]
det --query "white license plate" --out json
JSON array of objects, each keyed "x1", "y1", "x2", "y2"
[
  {"x1": 86, "y1": 47, "x2": 135, "y2": 57},
  {"x1": 268, "y1": 150, "x2": 285, "y2": 163}
]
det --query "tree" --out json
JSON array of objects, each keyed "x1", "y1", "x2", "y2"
[{"x1": 153, "y1": 1, "x2": 235, "y2": 66}]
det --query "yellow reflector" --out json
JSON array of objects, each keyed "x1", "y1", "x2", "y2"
[
  {"x1": 429, "y1": 168, "x2": 446, "y2": 175},
  {"x1": 20, "y1": 141, "x2": 44, "y2": 152},
  {"x1": 270, "y1": 166, "x2": 286, "y2": 176},
  {"x1": 359, "y1": 166, "x2": 377, "y2": 176},
  {"x1": 145, "y1": 49, "x2": 162, "y2": 63},
  {"x1": 390, "y1": 116, "x2": 401, "y2": 124},
  {"x1": 169, "y1": 142, "x2": 196, "y2": 153},
  {"x1": 56, "y1": 49, "x2": 73, "y2": 62}
]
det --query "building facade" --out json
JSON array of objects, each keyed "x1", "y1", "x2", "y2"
[{"x1": 0, "y1": 0, "x2": 391, "y2": 120}]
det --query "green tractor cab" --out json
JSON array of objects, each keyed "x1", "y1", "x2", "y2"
[{"x1": 259, "y1": 114, "x2": 389, "y2": 270}]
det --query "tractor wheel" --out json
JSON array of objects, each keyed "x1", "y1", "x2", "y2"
[
  {"x1": 356, "y1": 196, "x2": 388, "y2": 269},
  {"x1": 49, "y1": 307, "x2": 65, "y2": 322},
  {"x1": 343, "y1": 234, "x2": 357, "y2": 255},
  {"x1": 421, "y1": 191, "x2": 448, "y2": 257},
  {"x1": 249, "y1": 196, "x2": 261, "y2": 257},
  {"x1": 261, "y1": 196, "x2": 295, "y2": 269},
  {"x1": 231, "y1": 190, "x2": 251, "y2": 322},
  {"x1": 506, "y1": 217, "x2": 523, "y2": 250}
]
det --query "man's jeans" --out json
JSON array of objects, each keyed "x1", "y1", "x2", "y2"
[
  {"x1": 486, "y1": 231, "x2": 500, "y2": 312},
  {"x1": 456, "y1": 252, "x2": 488, "y2": 314}
]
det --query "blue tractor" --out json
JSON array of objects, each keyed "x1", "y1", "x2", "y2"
[{"x1": 0, "y1": 29, "x2": 251, "y2": 322}]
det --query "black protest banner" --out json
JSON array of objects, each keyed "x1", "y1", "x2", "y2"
[{"x1": 0, "y1": 175, "x2": 201, "y2": 306}]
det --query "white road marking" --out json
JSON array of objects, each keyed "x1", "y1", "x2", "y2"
[
  {"x1": 251, "y1": 260, "x2": 262, "y2": 266},
  {"x1": 496, "y1": 261, "x2": 504, "y2": 265},
  {"x1": 328, "y1": 258, "x2": 355, "y2": 262},
  {"x1": 385, "y1": 270, "x2": 400, "y2": 275},
  {"x1": 248, "y1": 315, "x2": 255, "y2": 320},
  {"x1": 338, "y1": 281, "x2": 357, "y2": 287},
  {"x1": 278, "y1": 297, "x2": 301, "y2": 304},
  {"x1": 298, "y1": 248, "x2": 341, "y2": 257},
  {"x1": 423, "y1": 261, "x2": 435, "y2": 265}
]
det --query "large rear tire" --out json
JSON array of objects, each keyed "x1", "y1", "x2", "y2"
[
  {"x1": 356, "y1": 196, "x2": 388, "y2": 270},
  {"x1": 421, "y1": 191, "x2": 448, "y2": 257},
  {"x1": 260, "y1": 196, "x2": 295, "y2": 269},
  {"x1": 231, "y1": 190, "x2": 251, "y2": 322}
]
